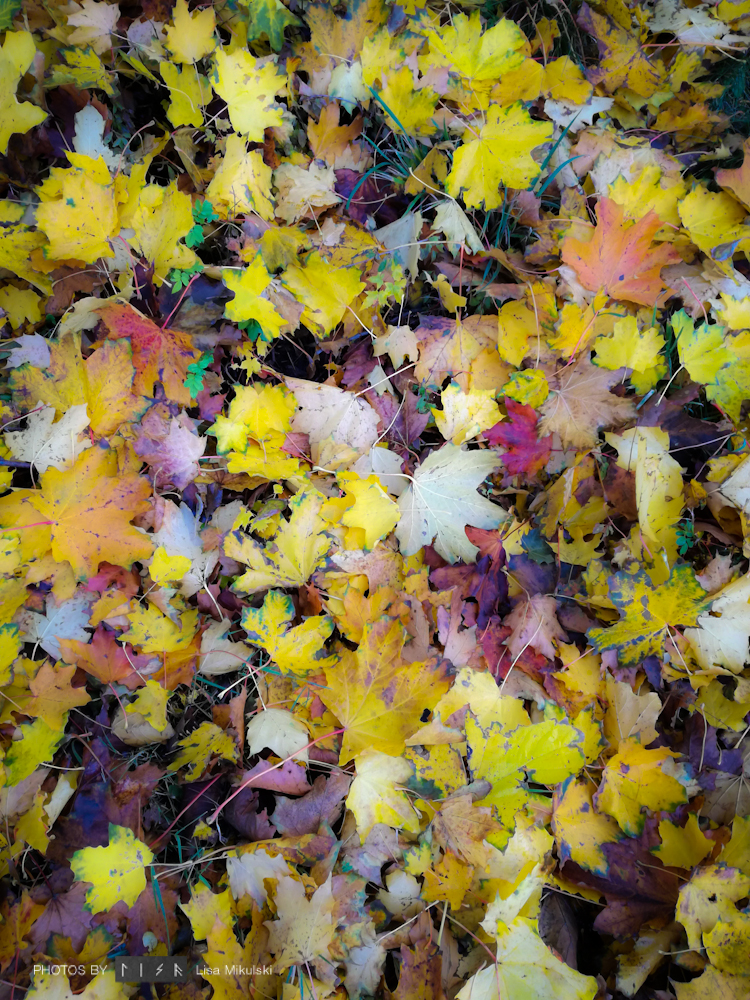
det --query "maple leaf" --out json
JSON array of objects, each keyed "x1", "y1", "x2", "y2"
[
  {"x1": 457, "y1": 917, "x2": 598, "y2": 1000},
  {"x1": 446, "y1": 104, "x2": 553, "y2": 210},
  {"x1": 345, "y1": 750, "x2": 421, "y2": 840},
  {"x1": 265, "y1": 875, "x2": 335, "y2": 969},
  {"x1": 16, "y1": 590, "x2": 92, "y2": 658},
  {"x1": 70, "y1": 824, "x2": 154, "y2": 913},
  {"x1": 222, "y1": 255, "x2": 286, "y2": 347},
  {"x1": 164, "y1": 0, "x2": 216, "y2": 63},
  {"x1": 98, "y1": 304, "x2": 202, "y2": 407},
  {"x1": 467, "y1": 715, "x2": 586, "y2": 829},
  {"x1": 432, "y1": 794, "x2": 502, "y2": 866},
  {"x1": 395, "y1": 443, "x2": 503, "y2": 564},
  {"x1": 5, "y1": 404, "x2": 91, "y2": 473},
  {"x1": 485, "y1": 400, "x2": 553, "y2": 478},
  {"x1": 0, "y1": 32, "x2": 47, "y2": 155},
  {"x1": 59, "y1": 626, "x2": 141, "y2": 687},
  {"x1": 578, "y1": 2, "x2": 665, "y2": 97},
  {"x1": 562, "y1": 198, "x2": 680, "y2": 306},
  {"x1": 10, "y1": 334, "x2": 147, "y2": 438},
  {"x1": 539, "y1": 354, "x2": 635, "y2": 450},
  {"x1": 430, "y1": 525, "x2": 508, "y2": 630},
  {"x1": 212, "y1": 49, "x2": 286, "y2": 141},
  {"x1": 281, "y1": 252, "x2": 365, "y2": 337},
  {"x1": 169, "y1": 721, "x2": 238, "y2": 780},
  {"x1": 596, "y1": 739, "x2": 689, "y2": 836},
  {"x1": 225, "y1": 489, "x2": 333, "y2": 592},
  {"x1": 206, "y1": 133, "x2": 274, "y2": 219},
  {"x1": 589, "y1": 563, "x2": 711, "y2": 665},
  {"x1": 684, "y1": 573, "x2": 750, "y2": 675},
  {"x1": 0, "y1": 447, "x2": 153, "y2": 581},
  {"x1": 323, "y1": 617, "x2": 451, "y2": 763}
]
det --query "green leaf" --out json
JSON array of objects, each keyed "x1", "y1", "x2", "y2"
[
  {"x1": 184, "y1": 352, "x2": 213, "y2": 397},
  {"x1": 0, "y1": 0, "x2": 21, "y2": 30},
  {"x1": 242, "y1": 0, "x2": 302, "y2": 50}
]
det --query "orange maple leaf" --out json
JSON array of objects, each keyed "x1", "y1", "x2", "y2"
[
  {"x1": 561, "y1": 198, "x2": 680, "y2": 306},
  {"x1": 59, "y1": 627, "x2": 144, "y2": 688},
  {"x1": 0, "y1": 448, "x2": 154, "y2": 581},
  {"x1": 20, "y1": 662, "x2": 91, "y2": 729},
  {"x1": 715, "y1": 138, "x2": 750, "y2": 211},
  {"x1": 98, "y1": 304, "x2": 202, "y2": 406}
]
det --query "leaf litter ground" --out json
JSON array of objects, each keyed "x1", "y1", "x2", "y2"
[{"x1": 2, "y1": 1, "x2": 750, "y2": 999}]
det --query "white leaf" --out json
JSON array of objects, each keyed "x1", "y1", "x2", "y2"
[
  {"x1": 5, "y1": 404, "x2": 92, "y2": 473},
  {"x1": 246, "y1": 707, "x2": 309, "y2": 762},
  {"x1": 543, "y1": 96, "x2": 613, "y2": 133},
  {"x1": 199, "y1": 619, "x2": 253, "y2": 677},
  {"x1": 152, "y1": 500, "x2": 219, "y2": 598},
  {"x1": 226, "y1": 849, "x2": 291, "y2": 905},
  {"x1": 16, "y1": 591, "x2": 93, "y2": 659},
  {"x1": 6, "y1": 334, "x2": 51, "y2": 369},
  {"x1": 395, "y1": 443, "x2": 502, "y2": 563},
  {"x1": 73, "y1": 106, "x2": 119, "y2": 169},
  {"x1": 287, "y1": 377, "x2": 380, "y2": 467}
]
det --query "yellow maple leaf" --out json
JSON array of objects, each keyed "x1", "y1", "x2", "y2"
[
  {"x1": 606, "y1": 427, "x2": 684, "y2": 565},
  {"x1": 678, "y1": 187, "x2": 750, "y2": 261},
  {"x1": 677, "y1": 863, "x2": 750, "y2": 952},
  {"x1": 164, "y1": 0, "x2": 216, "y2": 63},
  {"x1": 651, "y1": 815, "x2": 713, "y2": 870},
  {"x1": 0, "y1": 447, "x2": 153, "y2": 581},
  {"x1": 346, "y1": 750, "x2": 420, "y2": 840},
  {"x1": 19, "y1": 661, "x2": 91, "y2": 730},
  {"x1": 225, "y1": 488, "x2": 333, "y2": 592},
  {"x1": 379, "y1": 66, "x2": 437, "y2": 135},
  {"x1": 552, "y1": 777, "x2": 621, "y2": 877},
  {"x1": 125, "y1": 679, "x2": 171, "y2": 731},
  {"x1": 281, "y1": 251, "x2": 365, "y2": 337},
  {"x1": 71, "y1": 824, "x2": 154, "y2": 913},
  {"x1": 212, "y1": 49, "x2": 286, "y2": 141},
  {"x1": 11, "y1": 334, "x2": 145, "y2": 438},
  {"x1": 35, "y1": 155, "x2": 119, "y2": 263},
  {"x1": 0, "y1": 32, "x2": 47, "y2": 156},
  {"x1": 424, "y1": 12, "x2": 527, "y2": 108},
  {"x1": 122, "y1": 605, "x2": 199, "y2": 654},
  {"x1": 457, "y1": 917, "x2": 598, "y2": 1000},
  {"x1": 206, "y1": 133, "x2": 274, "y2": 220},
  {"x1": 338, "y1": 472, "x2": 400, "y2": 548},
  {"x1": 241, "y1": 589, "x2": 335, "y2": 677},
  {"x1": 161, "y1": 63, "x2": 210, "y2": 129},
  {"x1": 422, "y1": 852, "x2": 474, "y2": 908},
  {"x1": 433, "y1": 382, "x2": 501, "y2": 445},
  {"x1": 608, "y1": 164, "x2": 686, "y2": 231},
  {"x1": 467, "y1": 715, "x2": 586, "y2": 829},
  {"x1": 150, "y1": 546, "x2": 192, "y2": 586},
  {"x1": 323, "y1": 617, "x2": 451, "y2": 763},
  {"x1": 446, "y1": 104, "x2": 553, "y2": 210},
  {"x1": 169, "y1": 721, "x2": 238, "y2": 780},
  {"x1": 222, "y1": 255, "x2": 286, "y2": 346},
  {"x1": 589, "y1": 563, "x2": 710, "y2": 665},
  {"x1": 596, "y1": 738, "x2": 689, "y2": 836},
  {"x1": 127, "y1": 180, "x2": 197, "y2": 280},
  {"x1": 594, "y1": 316, "x2": 666, "y2": 377}
]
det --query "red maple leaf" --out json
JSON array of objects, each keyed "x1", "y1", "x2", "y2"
[
  {"x1": 98, "y1": 304, "x2": 201, "y2": 406},
  {"x1": 485, "y1": 399, "x2": 552, "y2": 477}
]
